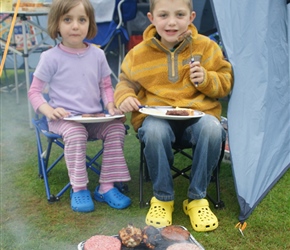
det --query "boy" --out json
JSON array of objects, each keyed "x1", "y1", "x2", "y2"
[{"x1": 114, "y1": 0, "x2": 233, "y2": 231}]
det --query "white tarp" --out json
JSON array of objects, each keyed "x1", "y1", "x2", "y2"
[{"x1": 210, "y1": 0, "x2": 290, "y2": 221}]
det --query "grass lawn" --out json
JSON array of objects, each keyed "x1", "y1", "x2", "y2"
[{"x1": 0, "y1": 71, "x2": 289, "y2": 250}]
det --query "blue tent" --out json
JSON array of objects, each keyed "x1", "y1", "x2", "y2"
[{"x1": 210, "y1": 0, "x2": 290, "y2": 224}]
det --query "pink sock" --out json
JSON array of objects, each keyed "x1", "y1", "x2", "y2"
[
  {"x1": 99, "y1": 183, "x2": 114, "y2": 194},
  {"x1": 73, "y1": 186, "x2": 87, "y2": 193}
]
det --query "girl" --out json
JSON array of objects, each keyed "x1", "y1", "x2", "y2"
[{"x1": 28, "y1": 0, "x2": 131, "y2": 213}]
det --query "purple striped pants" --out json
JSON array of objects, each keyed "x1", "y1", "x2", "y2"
[{"x1": 48, "y1": 119, "x2": 131, "y2": 190}]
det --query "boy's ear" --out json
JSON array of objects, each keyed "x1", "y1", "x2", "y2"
[
  {"x1": 190, "y1": 11, "x2": 196, "y2": 23},
  {"x1": 147, "y1": 12, "x2": 154, "y2": 23}
]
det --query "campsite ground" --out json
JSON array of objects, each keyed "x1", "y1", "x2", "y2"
[{"x1": 1, "y1": 71, "x2": 289, "y2": 249}]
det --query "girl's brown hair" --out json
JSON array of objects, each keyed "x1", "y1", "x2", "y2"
[
  {"x1": 47, "y1": 0, "x2": 97, "y2": 40},
  {"x1": 149, "y1": 0, "x2": 193, "y2": 13}
]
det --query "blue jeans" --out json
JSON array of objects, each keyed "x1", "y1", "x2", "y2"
[{"x1": 138, "y1": 114, "x2": 225, "y2": 202}]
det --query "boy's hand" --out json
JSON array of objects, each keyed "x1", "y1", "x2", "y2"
[
  {"x1": 189, "y1": 61, "x2": 205, "y2": 85},
  {"x1": 119, "y1": 97, "x2": 141, "y2": 113}
]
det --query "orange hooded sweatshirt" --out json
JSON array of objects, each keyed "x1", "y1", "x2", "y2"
[{"x1": 114, "y1": 24, "x2": 233, "y2": 131}]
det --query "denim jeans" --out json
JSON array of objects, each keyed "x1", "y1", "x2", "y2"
[{"x1": 138, "y1": 114, "x2": 225, "y2": 202}]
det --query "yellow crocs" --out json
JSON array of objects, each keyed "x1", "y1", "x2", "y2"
[
  {"x1": 183, "y1": 199, "x2": 218, "y2": 232},
  {"x1": 145, "y1": 197, "x2": 174, "y2": 228}
]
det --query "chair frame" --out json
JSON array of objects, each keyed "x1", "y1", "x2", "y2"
[
  {"x1": 32, "y1": 115, "x2": 103, "y2": 203},
  {"x1": 87, "y1": 0, "x2": 137, "y2": 82},
  {"x1": 107, "y1": 0, "x2": 138, "y2": 81},
  {"x1": 139, "y1": 138, "x2": 226, "y2": 209}
]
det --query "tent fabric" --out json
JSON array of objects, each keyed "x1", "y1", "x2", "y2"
[
  {"x1": 210, "y1": 0, "x2": 290, "y2": 222},
  {"x1": 288, "y1": 1, "x2": 290, "y2": 77}
]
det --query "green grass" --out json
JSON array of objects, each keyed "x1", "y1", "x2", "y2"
[{"x1": 1, "y1": 71, "x2": 290, "y2": 250}]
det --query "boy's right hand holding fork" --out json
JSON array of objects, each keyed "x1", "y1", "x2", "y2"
[{"x1": 189, "y1": 59, "x2": 205, "y2": 87}]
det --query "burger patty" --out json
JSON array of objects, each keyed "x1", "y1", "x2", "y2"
[
  {"x1": 160, "y1": 225, "x2": 190, "y2": 241},
  {"x1": 165, "y1": 109, "x2": 194, "y2": 116},
  {"x1": 83, "y1": 235, "x2": 121, "y2": 250},
  {"x1": 142, "y1": 225, "x2": 162, "y2": 249},
  {"x1": 118, "y1": 224, "x2": 143, "y2": 248},
  {"x1": 81, "y1": 113, "x2": 106, "y2": 118},
  {"x1": 166, "y1": 242, "x2": 201, "y2": 250}
]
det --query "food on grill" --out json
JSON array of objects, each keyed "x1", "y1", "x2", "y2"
[
  {"x1": 177, "y1": 30, "x2": 192, "y2": 42},
  {"x1": 118, "y1": 224, "x2": 143, "y2": 248},
  {"x1": 81, "y1": 113, "x2": 106, "y2": 118},
  {"x1": 166, "y1": 108, "x2": 194, "y2": 116},
  {"x1": 82, "y1": 225, "x2": 202, "y2": 249},
  {"x1": 83, "y1": 235, "x2": 121, "y2": 250},
  {"x1": 166, "y1": 242, "x2": 201, "y2": 250},
  {"x1": 160, "y1": 225, "x2": 190, "y2": 242},
  {"x1": 142, "y1": 225, "x2": 162, "y2": 249}
]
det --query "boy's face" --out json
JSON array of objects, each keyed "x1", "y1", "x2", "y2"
[{"x1": 147, "y1": 0, "x2": 195, "y2": 49}]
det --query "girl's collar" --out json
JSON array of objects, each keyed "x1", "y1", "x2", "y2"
[{"x1": 59, "y1": 42, "x2": 89, "y2": 54}]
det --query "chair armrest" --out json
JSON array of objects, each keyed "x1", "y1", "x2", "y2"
[
  {"x1": 116, "y1": 0, "x2": 126, "y2": 29},
  {"x1": 115, "y1": 0, "x2": 137, "y2": 29}
]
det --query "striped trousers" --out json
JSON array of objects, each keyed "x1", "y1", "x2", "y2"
[{"x1": 48, "y1": 119, "x2": 131, "y2": 190}]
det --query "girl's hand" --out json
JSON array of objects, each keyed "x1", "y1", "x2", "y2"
[
  {"x1": 38, "y1": 103, "x2": 70, "y2": 120},
  {"x1": 107, "y1": 102, "x2": 121, "y2": 116},
  {"x1": 47, "y1": 107, "x2": 70, "y2": 120},
  {"x1": 107, "y1": 106, "x2": 123, "y2": 116},
  {"x1": 189, "y1": 61, "x2": 205, "y2": 85},
  {"x1": 107, "y1": 102, "x2": 127, "y2": 123}
]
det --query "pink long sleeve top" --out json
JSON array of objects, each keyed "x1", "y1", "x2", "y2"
[{"x1": 28, "y1": 43, "x2": 114, "y2": 115}]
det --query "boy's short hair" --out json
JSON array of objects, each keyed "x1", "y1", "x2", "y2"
[
  {"x1": 149, "y1": 0, "x2": 193, "y2": 13},
  {"x1": 47, "y1": 0, "x2": 97, "y2": 40}
]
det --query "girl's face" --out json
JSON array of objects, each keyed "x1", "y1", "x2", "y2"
[
  {"x1": 147, "y1": 0, "x2": 195, "y2": 49},
  {"x1": 58, "y1": 2, "x2": 89, "y2": 48}
]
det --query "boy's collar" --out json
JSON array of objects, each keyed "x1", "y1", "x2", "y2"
[{"x1": 154, "y1": 33, "x2": 182, "y2": 51}]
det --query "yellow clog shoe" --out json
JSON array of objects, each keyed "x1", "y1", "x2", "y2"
[
  {"x1": 145, "y1": 197, "x2": 174, "y2": 228},
  {"x1": 183, "y1": 199, "x2": 218, "y2": 232}
]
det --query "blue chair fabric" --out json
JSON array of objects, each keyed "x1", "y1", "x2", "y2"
[{"x1": 85, "y1": 0, "x2": 137, "y2": 81}]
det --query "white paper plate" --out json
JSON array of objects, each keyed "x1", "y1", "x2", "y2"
[
  {"x1": 139, "y1": 107, "x2": 204, "y2": 120},
  {"x1": 64, "y1": 114, "x2": 124, "y2": 123}
]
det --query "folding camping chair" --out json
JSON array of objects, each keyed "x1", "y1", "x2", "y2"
[
  {"x1": 32, "y1": 116, "x2": 98, "y2": 202},
  {"x1": 86, "y1": 0, "x2": 137, "y2": 82},
  {"x1": 138, "y1": 120, "x2": 227, "y2": 209},
  {"x1": 32, "y1": 92, "x2": 129, "y2": 202}
]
